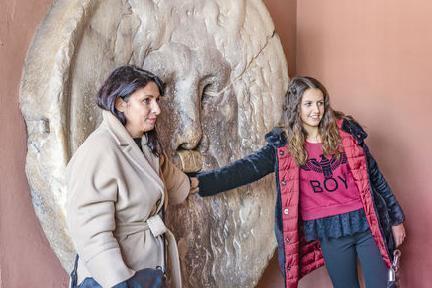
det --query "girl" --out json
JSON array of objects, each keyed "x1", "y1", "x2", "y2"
[
  {"x1": 194, "y1": 76, "x2": 406, "y2": 288},
  {"x1": 66, "y1": 66, "x2": 191, "y2": 288}
]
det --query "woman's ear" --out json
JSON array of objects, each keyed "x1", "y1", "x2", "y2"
[{"x1": 115, "y1": 97, "x2": 127, "y2": 112}]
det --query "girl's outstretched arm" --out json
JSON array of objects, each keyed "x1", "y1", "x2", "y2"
[{"x1": 196, "y1": 143, "x2": 276, "y2": 197}]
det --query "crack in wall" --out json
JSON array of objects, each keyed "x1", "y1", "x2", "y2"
[{"x1": 206, "y1": 30, "x2": 277, "y2": 98}]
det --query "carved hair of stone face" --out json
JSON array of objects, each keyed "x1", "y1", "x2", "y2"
[{"x1": 96, "y1": 65, "x2": 165, "y2": 156}]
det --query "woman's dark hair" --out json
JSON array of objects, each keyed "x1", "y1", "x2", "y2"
[
  {"x1": 284, "y1": 76, "x2": 342, "y2": 165},
  {"x1": 96, "y1": 65, "x2": 165, "y2": 156}
]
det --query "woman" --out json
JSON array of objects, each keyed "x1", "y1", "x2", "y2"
[
  {"x1": 66, "y1": 65, "x2": 190, "y2": 288},
  {"x1": 194, "y1": 76, "x2": 406, "y2": 288}
]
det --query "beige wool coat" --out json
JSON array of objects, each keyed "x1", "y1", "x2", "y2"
[{"x1": 66, "y1": 111, "x2": 190, "y2": 288}]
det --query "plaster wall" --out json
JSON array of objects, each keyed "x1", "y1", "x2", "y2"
[
  {"x1": 297, "y1": 0, "x2": 432, "y2": 287},
  {"x1": 0, "y1": 0, "x2": 69, "y2": 287}
]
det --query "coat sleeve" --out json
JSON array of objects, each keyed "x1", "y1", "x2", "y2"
[
  {"x1": 160, "y1": 153, "x2": 190, "y2": 205},
  {"x1": 365, "y1": 145, "x2": 405, "y2": 225},
  {"x1": 66, "y1": 143, "x2": 134, "y2": 288},
  {"x1": 197, "y1": 143, "x2": 276, "y2": 197}
]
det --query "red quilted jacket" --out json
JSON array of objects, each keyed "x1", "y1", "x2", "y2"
[
  {"x1": 198, "y1": 119, "x2": 404, "y2": 288},
  {"x1": 277, "y1": 121, "x2": 391, "y2": 288}
]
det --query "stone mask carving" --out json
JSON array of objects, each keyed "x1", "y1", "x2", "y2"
[{"x1": 20, "y1": 0, "x2": 288, "y2": 287}]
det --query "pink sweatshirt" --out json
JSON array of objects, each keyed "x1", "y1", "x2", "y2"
[{"x1": 299, "y1": 142, "x2": 363, "y2": 220}]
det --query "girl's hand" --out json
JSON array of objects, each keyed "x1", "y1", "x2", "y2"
[
  {"x1": 189, "y1": 177, "x2": 199, "y2": 194},
  {"x1": 392, "y1": 224, "x2": 406, "y2": 247}
]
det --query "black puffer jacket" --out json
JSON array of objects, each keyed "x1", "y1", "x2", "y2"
[{"x1": 341, "y1": 119, "x2": 405, "y2": 255}]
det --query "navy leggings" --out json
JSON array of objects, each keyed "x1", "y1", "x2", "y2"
[{"x1": 319, "y1": 230, "x2": 388, "y2": 288}]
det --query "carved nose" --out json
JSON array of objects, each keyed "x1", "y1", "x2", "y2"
[
  {"x1": 175, "y1": 117, "x2": 202, "y2": 150},
  {"x1": 172, "y1": 113, "x2": 203, "y2": 173},
  {"x1": 172, "y1": 82, "x2": 203, "y2": 151}
]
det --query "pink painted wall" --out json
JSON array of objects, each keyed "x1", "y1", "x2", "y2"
[
  {"x1": 262, "y1": 0, "x2": 432, "y2": 287},
  {"x1": 0, "y1": 0, "x2": 69, "y2": 287},
  {"x1": 296, "y1": 0, "x2": 432, "y2": 287}
]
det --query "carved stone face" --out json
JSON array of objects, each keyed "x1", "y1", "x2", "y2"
[{"x1": 20, "y1": 0, "x2": 288, "y2": 287}]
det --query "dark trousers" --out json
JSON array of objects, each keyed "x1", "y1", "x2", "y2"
[{"x1": 319, "y1": 230, "x2": 388, "y2": 288}]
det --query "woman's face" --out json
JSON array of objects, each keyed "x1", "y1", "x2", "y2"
[
  {"x1": 299, "y1": 88, "x2": 325, "y2": 130},
  {"x1": 118, "y1": 81, "x2": 161, "y2": 137}
]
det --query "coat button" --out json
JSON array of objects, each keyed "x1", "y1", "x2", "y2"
[
  {"x1": 281, "y1": 179, "x2": 287, "y2": 186},
  {"x1": 279, "y1": 150, "x2": 284, "y2": 156},
  {"x1": 285, "y1": 237, "x2": 290, "y2": 243},
  {"x1": 283, "y1": 208, "x2": 289, "y2": 215}
]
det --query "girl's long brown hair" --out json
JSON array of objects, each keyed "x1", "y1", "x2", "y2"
[{"x1": 284, "y1": 76, "x2": 343, "y2": 166}]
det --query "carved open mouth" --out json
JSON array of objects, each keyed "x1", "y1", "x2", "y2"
[{"x1": 176, "y1": 149, "x2": 203, "y2": 173}]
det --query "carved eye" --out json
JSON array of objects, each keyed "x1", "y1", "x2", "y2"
[
  {"x1": 200, "y1": 78, "x2": 218, "y2": 107},
  {"x1": 202, "y1": 82, "x2": 214, "y2": 95}
]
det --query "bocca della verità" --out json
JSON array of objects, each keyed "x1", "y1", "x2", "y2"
[{"x1": 20, "y1": 0, "x2": 289, "y2": 287}]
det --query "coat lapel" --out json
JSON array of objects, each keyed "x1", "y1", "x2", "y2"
[{"x1": 102, "y1": 111, "x2": 165, "y2": 197}]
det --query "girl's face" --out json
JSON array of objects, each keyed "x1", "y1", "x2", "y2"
[
  {"x1": 117, "y1": 81, "x2": 161, "y2": 138},
  {"x1": 299, "y1": 88, "x2": 325, "y2": 131}
]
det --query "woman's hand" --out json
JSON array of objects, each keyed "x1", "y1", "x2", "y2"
[
  {"x1": 392, "y1": 223, "x2": 406, "y2": 247},
  {"x1": 189, "y1": 177, "x2": 199, "y2": 194}
]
